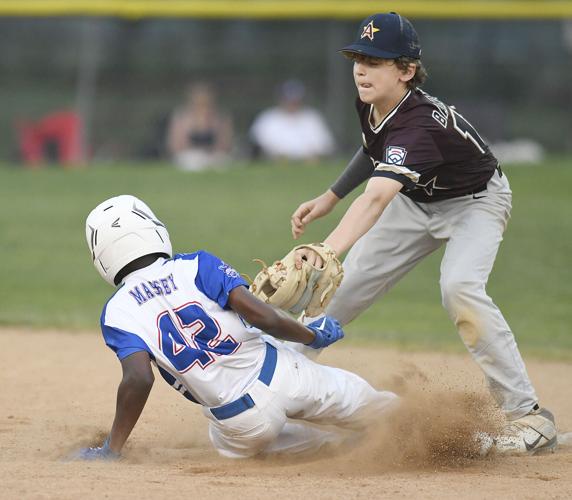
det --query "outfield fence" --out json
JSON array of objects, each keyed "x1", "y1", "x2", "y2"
[{"x1": 0, "y1": 7, "x2": 571, "y2": 163}]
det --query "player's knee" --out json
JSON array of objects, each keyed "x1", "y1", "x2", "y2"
[{"x1": 440, "y1": 277, "x2": 482, "y2": 311}]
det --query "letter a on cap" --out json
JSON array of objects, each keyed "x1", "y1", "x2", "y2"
[{"x1": 361, "y1": 21, "x2": 380, "y2": 41}]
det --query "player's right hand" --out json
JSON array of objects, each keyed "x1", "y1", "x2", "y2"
[
  {"x1": 291, "y1": 190, "x2": 340, "y2": 240},
  {"x1": 305, "y1": 316, "x2": 344, "y2": 349}
]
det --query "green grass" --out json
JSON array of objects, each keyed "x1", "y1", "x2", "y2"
[{"x1": 1, "y1": 159, "x2": 571, "y2": 359}]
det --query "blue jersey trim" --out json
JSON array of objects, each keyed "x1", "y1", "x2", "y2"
[
  {"x1": 115, "y1": 347, "x2": 149, "y2": 361},
  {"x1": 100, "y1": 298, "x2": 153, "y2": 361},
  {"x1": 157, "y1": 366, "x2": 199, "y2": 404},
  {"x1": 174, "y1": 251, "x2": 248, "y2": 309},
  {"x1": 101, "y1": 323, "x2": 153, "y2": 360}
]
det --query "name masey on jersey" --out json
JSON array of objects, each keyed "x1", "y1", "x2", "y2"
[{"x1": 128, "y1": 274, "x2": 179, "y2": 305}]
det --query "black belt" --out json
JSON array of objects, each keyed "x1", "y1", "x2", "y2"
[
  {"x1": 467, "y1": 182, "x2": 487, "y2": 196},
  {"x1": 459, "y1": 165, "x2": 502, "y2": 198},
  {"x1": 210, "y1": 342, "x2": 277, "y2": 420}
]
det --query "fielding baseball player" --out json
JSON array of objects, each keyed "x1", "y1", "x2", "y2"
[
  {"x1": 75, "y1": 195, "x2": 397, "y2": 460},
  {"x1": 290, "y1": 12, "x2": 557, "y2": 454}
]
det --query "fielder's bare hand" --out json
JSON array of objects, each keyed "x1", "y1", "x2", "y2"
[
  {"x1": 291, "y1": 190, "x2": 340, "y2": 239},
  {"x1": 294, "y1": 246, "x2": 324, "y2": 270}
]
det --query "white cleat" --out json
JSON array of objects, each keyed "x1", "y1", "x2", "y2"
[{"x1": 493, "y1": 407, "x2": 558, "y2": 455}]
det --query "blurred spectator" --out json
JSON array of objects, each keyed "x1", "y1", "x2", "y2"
[
  {"x1": 166, "y1": 83, "x2": 233, "y2": 171},
  {"x1": 250, "y1": 79, "x2": 336, "y2": 162},
  {"x1": 139, "y1": 112, "x2": 171, "y2": 161},
  {"x1": 17, "y1": 110, "x2": 84, "y2": 168},
  {"x1": 490, "y1": 139, "x2": 545, "y2": 165}
]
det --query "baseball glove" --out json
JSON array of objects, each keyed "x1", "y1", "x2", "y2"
[{"x1": 249, "y1": 243, "x2": 343, "y2": 317}]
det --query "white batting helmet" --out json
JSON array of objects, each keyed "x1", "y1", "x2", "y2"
[{"x1": 85, "y1": 195, "x2": 172, "y2": 286}]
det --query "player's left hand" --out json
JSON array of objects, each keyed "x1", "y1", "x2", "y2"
[
  {"x1": 306, "y1": 316, "x2": 344, "y2": 349},
  {"x1": 72, "y1": 438, "x2": 120, "y2": 461}
]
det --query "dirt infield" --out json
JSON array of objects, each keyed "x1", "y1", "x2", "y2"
[{"x1": 1, "y1": 329, "x2": 571, "y2": 500}]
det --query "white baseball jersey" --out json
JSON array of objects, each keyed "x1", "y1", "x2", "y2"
[
  {"x1": 101, "y1": 251, "x2": 399, "y2": 458},
  {"x1": 100, "y1": 252, "x2": 267, "y2": 408}
]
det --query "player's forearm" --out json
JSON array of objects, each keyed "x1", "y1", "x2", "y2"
[
  {"x1": 229, "y1": 286, "x2": 315, "y2": 345},
  {"x1": 108, "y1": 376, "x2": 153, "y2": 453},
  {"x1": 330, "y1": 147, "x2": 374, "y2": 199},
  {"x1": 251, "y1": 306, "x2": 315, "y2": 345},
  {"x1": 325, "y1": 191, "x2": 391, "y2": 256}
]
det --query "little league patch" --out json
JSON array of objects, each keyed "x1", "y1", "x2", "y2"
[{"x1": 385, "y1": 146, "x2": 408, "y2": 165}]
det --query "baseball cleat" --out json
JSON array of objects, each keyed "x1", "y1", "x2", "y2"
[{"x1": 492, "y1": 407, "x2": 557, "y2": 455}]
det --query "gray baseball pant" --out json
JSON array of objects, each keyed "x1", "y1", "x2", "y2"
[{"x1": 326, "y1": 170, "x2": 538, "y2": 420}]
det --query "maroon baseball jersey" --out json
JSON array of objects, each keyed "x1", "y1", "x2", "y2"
[{"x1": 358, "y1": 89, "x2": 499, "y2": 202}]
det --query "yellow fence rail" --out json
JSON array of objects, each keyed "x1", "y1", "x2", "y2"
[{"x1": 0, "y1": 1, "x2": 571, "y2": 20}]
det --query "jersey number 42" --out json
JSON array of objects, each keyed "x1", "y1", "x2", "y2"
[{"x1": 157, "y1": 302, "x2": 240, "y2": 373}]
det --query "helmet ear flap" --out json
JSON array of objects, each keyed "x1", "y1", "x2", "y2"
[{"x1": 85, "y1": 195, "x2": 173, "y2": 286}]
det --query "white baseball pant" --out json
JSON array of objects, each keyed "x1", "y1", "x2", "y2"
[{"x1": 204, "y1": 340, "x2": 398, "y2": 458}]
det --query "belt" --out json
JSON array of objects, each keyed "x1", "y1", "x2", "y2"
[
  {"x1": 458, "y1": 182, "x2": 487, "y2": 197},
  {"x1": 210, "y1": 342, "x2": 277, "y2": 420},
  {"x1": 459, "y1": 165, "x2": 503, "y2": 198}
]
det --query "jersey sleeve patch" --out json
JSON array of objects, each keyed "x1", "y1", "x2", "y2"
[
  {"x1": 385, "y1": 146, "x2": 408, "y2": 166},
  {"x1": 194, "y1": 251, "x2": 248, "y2": 309}
]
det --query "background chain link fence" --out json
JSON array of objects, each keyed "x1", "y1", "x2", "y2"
[{"x1": 1, "y1": 17, "x2": 571, "y2": 162}]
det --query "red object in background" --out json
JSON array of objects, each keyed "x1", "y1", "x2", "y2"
[{"x1": 17, "y1": 111, "x2": 84, "y2": 167}]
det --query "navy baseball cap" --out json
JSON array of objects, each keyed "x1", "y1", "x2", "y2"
[{"x1": 340, "y1": 12, "x2": 421, "y2": 60}]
